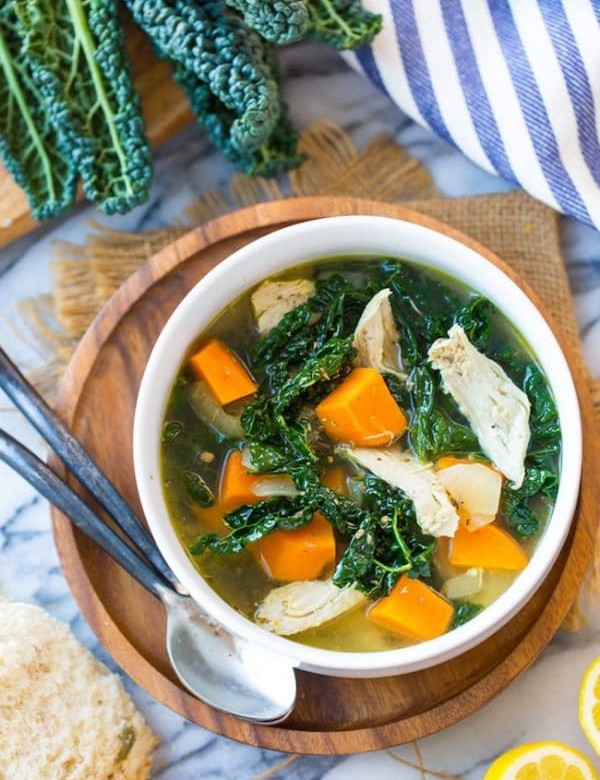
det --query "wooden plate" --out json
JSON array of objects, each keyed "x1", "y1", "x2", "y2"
[{"x1": 51, "y1": 197, "x2": 599, "y2": 754}]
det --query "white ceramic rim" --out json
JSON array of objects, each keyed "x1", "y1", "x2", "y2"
[{"x1": 133, "y1": 215, "x2": 582, "y2": 677}]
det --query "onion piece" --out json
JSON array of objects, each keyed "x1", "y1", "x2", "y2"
[
  {"x1": 442, "y1": 568, "x2": 484, "y2": 600},
  {"x1": 438, "y1": 463, "x2": 502, "y2": 528},
  {"x1": 189, "y1": 381, "x2": 244, "y2": 439},
  {"x1": 252, "y1": 476, "x2": 299, "y2": 498}
]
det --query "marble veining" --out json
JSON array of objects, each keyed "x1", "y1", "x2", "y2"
[{"x1": 1, "y1": 41, "x2": 600, "y2": 779}]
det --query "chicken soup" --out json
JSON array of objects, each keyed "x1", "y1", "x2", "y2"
[{"x1": 160, "y1": 257, "x2": 560, "y2": 652}]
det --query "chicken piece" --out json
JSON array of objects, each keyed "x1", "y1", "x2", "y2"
[
  {"x1": 255, "y1": 578, "x2": 367, "y2": 636},
  {"x1": 428, "y1": 325, "x2": 530, "y2": 488},
  {"x1": 352, "y1": 289, "x2": 406, "y2": 380},
  {"x1": 251, "y1": 279, "x2": 316, "y2": 334},
  {"x1": 341, "y1": 446, "x2": 460, "y2": 538}
]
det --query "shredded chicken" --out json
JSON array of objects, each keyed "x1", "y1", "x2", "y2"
[
  {"x1": 255, "y1": 578, "x2": 367, "y2": 636},
  {"x1": 428, "y1": 325, "x2": 531, "y2": 488},
  {"x1": 251, "y1": 279, "x2": 315, "y2": 334},
  {"x1": 341, "y1": 446, "x2": 460, "y2": 538},
  {"x1": 352, "y1": 289, "x2": 406, "y2": 380}
]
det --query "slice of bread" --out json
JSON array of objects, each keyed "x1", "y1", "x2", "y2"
[{"x1": 0, "y1": 598, "x2": 157, "y2": 780}]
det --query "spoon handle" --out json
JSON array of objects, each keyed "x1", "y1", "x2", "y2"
[
  {"x1": 0, "y1": 346, "x2": 181, "y2": 592},
  {"x1": 0, "y1": 429, "x2": 166, "y2": 599}
]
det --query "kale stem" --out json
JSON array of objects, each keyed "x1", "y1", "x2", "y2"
[
  {"x1": 391, "y1": 511, "x2": 413, "y2": 562},
  {"x1": 64, "y1": 0, "x2": 133, "y2": 195},
  {"x1": 373, "y1": 559, "x2": 412, "y2": 575},
  {"x1": 0, "y1": 28, "x2": 56, "y2": 200}
]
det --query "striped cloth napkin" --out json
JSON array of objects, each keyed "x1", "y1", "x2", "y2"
[{"x1": 349, "y1": 1, "x2": 600, "y2": 231}]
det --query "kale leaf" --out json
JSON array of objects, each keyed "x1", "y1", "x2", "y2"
[
  {"x1": 0, "y1": 3, "x2": 77, "y2": 219},
  {"x1": 125, "y1": 0, "x2": 281, "y2": 155},
  {"x1": 385, "y1": 260, "x2": 458, "y2": 365},
  {"x1": 454, "y1": 295, "x2": 494, "y2": 351},
  {"x1": 333, "y1": 475, "x2": 437, "y2": 596},
  {"x1": 306, "y1": 0, "x2": 382, "y2": 49},
  {"x1": 171, "y1": 48, "x2": 304, "y2": 177},
  {"x1": 19, "y1": 0, "x2": 152, "y2": 214},
  {"x1": 452, "y1": 601, "x2": 483, "y2": 627},
  {"x1": 409, "y1": 366, "x2": 480, "y2": 462},
  {"x1": 181, "y1": 470, "x2": 215, "y2": 508},
  {"x1": 225, "y1": 0, "x2": 310, "y2": 44},
  {"x1": 499, "y1": 362, "x2": 561, "y2": 538},
  {"x1": 190, "y1": 496, "x2": 313, "y2": 554},
  {"x1": 273, "y1": 336, "x2": 356, "y2": 411}
]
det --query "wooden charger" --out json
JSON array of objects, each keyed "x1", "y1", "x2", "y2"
[{"x1": 51, "y1": 197, "x2": 599, "y2": 754}]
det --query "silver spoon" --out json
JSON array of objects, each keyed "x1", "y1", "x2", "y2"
[
  {"x1": 0, "y1": 427, "x2": 297, "y2": 724},
  {"x1": 161, "y1": 587, "x2": 296, "y2": 722},
  {"x1": 0, "y1": 347, "x2": 297, "y2": 724}
]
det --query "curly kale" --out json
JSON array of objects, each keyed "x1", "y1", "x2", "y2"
[
  {"x1": 172, "y1": 53, "x2": 303, "y2": 176},
  {"x1": 306, "y1": 0, "x2": 382, "y2": 50},
  {"x1": 190, "y1": 496, "x2": 314, "y2": 554},
  {"x1": 221, "y1": 0, "x2": 382, "y2": 50},
  {"x1": 0, "y1": 3, "x2": 76, "y2": 219},
  {"x1": 225, "y1": 0, "x2": 310, "y2": 44},
  {"x1": 333, "y1": 475, "x2": 437, "y2": 596},
  {"x1": 16, "y1": 0, "x2": 151, "y2": 214},
  {"x1": 124, "y1": 0, "x2": 282, "y2": 155}
]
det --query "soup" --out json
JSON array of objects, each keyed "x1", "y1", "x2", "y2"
[{"x1": 160, "y1": 257, "x2": 560, "y2": 652}]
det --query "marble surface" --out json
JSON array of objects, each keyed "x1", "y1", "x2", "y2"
[{"x1": 1, "y1": 42, "x2": 600, "y2": 780}]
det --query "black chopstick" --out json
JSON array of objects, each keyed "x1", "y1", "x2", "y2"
[
  {"x1": 0, "y1": 429, "x2": 167, "y2": 598},
  {"x1": 0, "y1": 346, "x2": 182, "y2": 593}
]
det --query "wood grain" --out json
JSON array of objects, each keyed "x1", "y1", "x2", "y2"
[
  {"x1": 51, "y1": 197, "x2": 599, "y2": 754},
  {"x1": 0, "y1": 20, "x2": 193, "y2": 249}
]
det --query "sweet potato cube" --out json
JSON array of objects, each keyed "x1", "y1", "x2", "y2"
[
  {"x1": 315, "y1": 368, "x2": 408, "y2": 447},
  {"x1": 219, "y1": 450, "x2": 262, "y2": 507},
  {"x1": 368, "y1": 575, "x2": 454, "y2": 640},
  {"x1": 449, "y1": 523, "x2": 528, "y2": 571},
  {"x1": 252, "y1": 513, "x2": 336, "y2": 582},
  {"x1": 189, "y1": 339, "x2": 257, "y2": 406},
  {"x1": 321, "y1": 465, "x2": 348, "y2": 495}
]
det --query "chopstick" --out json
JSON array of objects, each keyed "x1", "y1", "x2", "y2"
[
  {"x1": 0, "y1": 346, "x2": 183, "y2": 593},
  {"x1": 0, "y1": 428, "x2": 167, "y2": 598}
]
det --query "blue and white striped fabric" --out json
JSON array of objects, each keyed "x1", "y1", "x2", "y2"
[{"x1": 349, "y1": 0, "x2": 600, "y2": 230}]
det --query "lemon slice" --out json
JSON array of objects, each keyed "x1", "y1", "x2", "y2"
[
  {"x1": 580, "y1": 657, "x2": 600, "y2": 755},
  {"x1": 483, "y1": 742, "x2": 598, "y2": 780}
]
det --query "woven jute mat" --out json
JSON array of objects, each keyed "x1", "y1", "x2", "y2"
[{"x1": 19, "y1": 121, "x2": 600, "y2": 626}]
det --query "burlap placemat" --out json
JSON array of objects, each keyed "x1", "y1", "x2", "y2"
[{"x1": 18, "y1": 121, "x2": 600, "y2": 624}]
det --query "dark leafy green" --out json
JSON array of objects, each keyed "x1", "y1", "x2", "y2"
[
  {"x1": 0, "y1": 3, "x2": 77, "y2": 220},
  {"x1": 384, "y1": 260, "x2": 459, "y2": 365},
  {"x1": 181, "y1": 470, "x2": 215, "y2": 508},
  {"x1": 273, "y1": 336, "x2": 356, "y2": 412},
  {"x1": 162, "y1": 421, "x2": 185, "y2": 442},
  {"x1": 452, "y1": 601, "x2": 483, "y2": 627},
  {"x1": 333, "y1": 476, "x2": 437, "y2": 595},
  {"x1": 190, "y1": 496, "x2": 313, "y2": 554},
  {"x1": 498, "y1": 363, "x2": 561, "y2": 537},
  {"x1": 454, "y1": 295, "x2": 493, "y2": 351},
  {"x1": 20, "y1": 0, "x2": 152, "y2": 214},
  {"x1": 409, "y1": 366, "x2": 481, "y2": 462}
]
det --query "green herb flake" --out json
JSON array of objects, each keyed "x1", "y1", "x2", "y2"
[
  {"x1": 115, "y1": 723, "x2": 136, "y2": 763},
  {"x1": 162, "y1": 420, "x2": 185, "y2": 443},
  {"x1": 181, "y1": 470, "x2": 215, "y2": 508},
  {"x1": 452, "y1": 601, "x2": 483, "y2": 628}
]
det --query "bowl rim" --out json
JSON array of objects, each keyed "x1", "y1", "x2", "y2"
[{"x1": 133, "y1": 214, "x2": 582, "y2": 676}]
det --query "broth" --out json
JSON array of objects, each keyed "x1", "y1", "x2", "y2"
[{"x1": 160, "y1": 256, "x2": 559, "y2": 652}]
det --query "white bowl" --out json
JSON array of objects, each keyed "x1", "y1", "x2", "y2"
[{"x1": 133, "y1": 215, "x2": 582, "y2": 678}]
